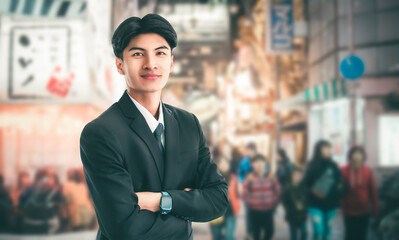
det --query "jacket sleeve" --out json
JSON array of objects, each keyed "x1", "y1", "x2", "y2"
[
  {"x1": 80, "y1": 122, "x2": 188, "y2": 240},
  {"x1": 241, "y1": 179, "x2": 250, "y2": 204},
  {"x1": 281, "y1": 187, "x2": 290, "y2": 209},
  {"x1": 274, "y1": 178, "x2": 282, "y2": 200},
  {"x1": 302, "y1": 164, "x2": 314, "y2": 192},
  {"x1": 238, "y1": 158, "x2": 247, "y2": 182},
  {"x1": 167, "y1": 114, "x2": 229, "y2": 222},
  {"x1": 368, "y1": 168, "x2": 380, "y2": 217}
]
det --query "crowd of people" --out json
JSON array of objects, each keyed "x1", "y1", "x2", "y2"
[
  {"x1": 0, "y1": 167, "x2": 96, "y2": 234},
  {"x1": 210, "y1": 139, "x2": 398, "y2": 240},
  {"x1": 0, "y1": 140, "x2": 398, "y2": 239}
]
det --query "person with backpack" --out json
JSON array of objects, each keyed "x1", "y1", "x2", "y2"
[{"x1": 303, "y1": 140, "x2": 343, "y2": 240}]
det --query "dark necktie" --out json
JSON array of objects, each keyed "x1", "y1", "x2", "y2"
[{"x1": 153, "y1": 123, "x2": 164, "y2": 154}]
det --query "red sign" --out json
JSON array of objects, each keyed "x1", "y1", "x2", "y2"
[{"x1": 46, "y1": 66, "x2": 75, "y2": 98}]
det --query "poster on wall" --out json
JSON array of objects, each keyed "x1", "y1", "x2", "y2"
[
  {"x1": 0, "y1": 16, "x2": 91, "y2": 102},
  {"x1": 9, "y1": 26, "x2": 71, "y2": 99}
]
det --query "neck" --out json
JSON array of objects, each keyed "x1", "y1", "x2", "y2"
[
  {"x1": 255, "y1": 171, "x2": 266, "y2": 177},
  {"x1": 128, "y1": 89, "x2": 161, "y2": 118},
  {"x1": 351, "y1": 164, "x2": 362, "y2": 170}
]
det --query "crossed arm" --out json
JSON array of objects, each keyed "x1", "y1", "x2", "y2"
[
  {"x1": 135, "y1": 188, "x2": 191, "y2": 213},
  {"x1": 80, "y1": 116, "x2": 228, "y2": 239}
]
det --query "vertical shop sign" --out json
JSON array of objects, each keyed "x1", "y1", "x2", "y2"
[{"x1": 266, "y1": 0, "x2": 294, "y2": 54}]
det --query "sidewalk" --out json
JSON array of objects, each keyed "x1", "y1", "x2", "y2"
[
  {"x1": 193, "y1": 204, "x2": 346, "y2": 240},
  {"x1": 0, "y1": 205, "x2": 379, "y2": 240}
]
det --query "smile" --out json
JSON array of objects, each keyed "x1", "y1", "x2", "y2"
[{"x1": 141, "y1": 74, "x2": 161, "y2": 80}]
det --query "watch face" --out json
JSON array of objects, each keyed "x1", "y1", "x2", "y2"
[{"x1": 162, "y1": 196, "x2": 172, "y2": 211}]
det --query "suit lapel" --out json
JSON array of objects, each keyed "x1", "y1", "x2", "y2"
[
  {"x1": 162, "y1": 103, "x2": 179, "y2": 189},
  {"x1": 117, "y1": 91, "x2": 164, "y2": 183}
]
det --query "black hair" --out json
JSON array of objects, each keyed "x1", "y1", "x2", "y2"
[
  {"x1": 347, "y1": 145, "x2": 367, "y2": 162},
  {"x1": 112, "y1": 14, "x2": 177, "y2": 60},
  {"x1": 311, "y1": 139, "x2": 332, "y2": 163},
  {"x1": 278, "y1": 148, "x2": 289, "y2": 162},
  {"x1": 250, "y1": 154, "x2": 266, "y2": 163},
  {"x1": 246, "y1": 142, "x2": 257, "y2": 151}
]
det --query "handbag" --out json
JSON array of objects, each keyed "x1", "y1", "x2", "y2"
[{"x1": 312, "y1": 167, "x2": 335, "y2": 198}]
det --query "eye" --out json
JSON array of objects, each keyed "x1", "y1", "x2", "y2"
[
  {"x1": 157, "y1": 51, "x2": 166, "y2": 55},
  {"x1": 132, "y1": 52, "x2": 143, "y2": 56}
]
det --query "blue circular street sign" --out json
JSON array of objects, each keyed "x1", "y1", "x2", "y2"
[{"x1": 340, "y1": 55, "x2": 365, "y2": 80}]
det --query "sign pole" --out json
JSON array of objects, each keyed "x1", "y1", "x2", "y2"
[
  {"x1": 348, "y1": 0, "x2": 357, "y2": 145},
  {"x1": 275, "y1": 56, "x2": 281, "y2": 151}
]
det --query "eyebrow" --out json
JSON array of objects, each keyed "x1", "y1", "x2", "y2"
[{"x1": 128, "y1": 45, "x2": 170, "y2": 52}]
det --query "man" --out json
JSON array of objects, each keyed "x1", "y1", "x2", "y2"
[{"x1": 80, "y1": 14, "x2": 228, "y2": 240}]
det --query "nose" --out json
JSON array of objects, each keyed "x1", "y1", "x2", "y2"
[{"x1": 142, "y1": 54, "x2": 158, "y2": 70}]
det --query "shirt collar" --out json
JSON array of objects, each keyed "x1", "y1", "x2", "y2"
[{"x1": 129, "y1": 95, "x2": 164, "y2": 133}]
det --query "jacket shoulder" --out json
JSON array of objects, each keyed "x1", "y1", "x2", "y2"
[
  {"x1": 164, "y1": 103, "x2": 196, "y2": 120},
  {"x1": 81, "y1": 103, "x2": 124, "y2": 136}
]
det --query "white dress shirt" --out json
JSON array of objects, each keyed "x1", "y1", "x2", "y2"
[{"x1": 129, "y1": 95, "x2": 165, "y2": 148}]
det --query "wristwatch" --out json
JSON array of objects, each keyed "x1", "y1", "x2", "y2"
[{"x1": 160, "y1": 191, "x2": 172, "y2": 214}]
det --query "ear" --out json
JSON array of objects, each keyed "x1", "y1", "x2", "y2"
[
  {"x1": 115, "y1": 57, "x2": 125, "y2": 75},
  {"x1": 170, "y1": 54, "x2": 174, "y2": 71}
]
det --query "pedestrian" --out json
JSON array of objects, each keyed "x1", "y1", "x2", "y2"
[
  {"x1": 63, "y1": 168, "x2": 96, "y2": 231},
  {"x1": 282, "y1": 167, "x2": 307, "y2": 240},
  {"x1": 242, "y1": 154, "x2": 281, "y2": 240},
  {"x1": 0, "y1": 175, "x2": 13, "y2": 233},
  {"x1": 209, "y1": 154, "x2": 230, "y2": 240},
  {"x1": 303, "y1": 140, "x2": 343, "y2": 240},
  {"x1": 341, "y1": 145, "x2": 379, "y2": 240},
  {"x1": 18, "y1": 168, "x2": 66, "y2": 234},
  {"x1": 238, "y1": 142, "x2": 258, "y2": 239},
  {"x1": 276, "y1": 148, "x2": 294, "y2": 189},
  {"x1": 225, "y1": 147, "x2": 242, "y2": 240},
  {"x1": 238, "y1": 142, "x2": 258, "y2": 182}
]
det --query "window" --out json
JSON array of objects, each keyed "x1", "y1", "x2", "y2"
[{"x1": 379, "y1": 115, "x2": 399, "y2": 166}]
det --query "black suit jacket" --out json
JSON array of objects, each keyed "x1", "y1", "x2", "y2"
[{"x1": 80, "y1": 91, "x2": 228, "y2": 240}]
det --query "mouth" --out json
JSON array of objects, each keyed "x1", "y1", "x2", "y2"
[{"x1": 140, "y1": 74, "x2": 161, "y2": 80}]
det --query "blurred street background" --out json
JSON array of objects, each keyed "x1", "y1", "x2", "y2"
[{"x1": 0, "y1": 0, "x2": 399, "y2": 239}]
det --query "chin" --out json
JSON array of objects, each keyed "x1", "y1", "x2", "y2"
[{"x1": 136, "y1": 87, "x2": 163, "y2": 93}]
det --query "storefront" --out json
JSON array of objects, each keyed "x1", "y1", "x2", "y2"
[
  {"x1": 0, "y1": 104, "x2": 102, "y2": 186},
  {"x1": 0, "y1": 0, "x2": 125, "y2": 186},
  {"x1": 275, "y1": 77, "x2": 399, "y2": 170}
]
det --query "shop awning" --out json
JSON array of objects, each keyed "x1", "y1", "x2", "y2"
[{"x1": 275, "y1": 79, "x2": 347, "y2": 111}]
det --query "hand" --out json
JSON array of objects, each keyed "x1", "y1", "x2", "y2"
[
  {"x1": 312, "y1": 189, "x2": 325, "y2": 199},
  {"x1": 136, "y1": 192, "x2": 162, "y2": 212},
  {"x1": 295, "y1": 202, "x2": 304, "y2": 210}
]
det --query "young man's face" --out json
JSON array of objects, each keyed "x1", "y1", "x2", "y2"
[{"x1": 116, "y1": 33, "x2": 174, "y2": 93}]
